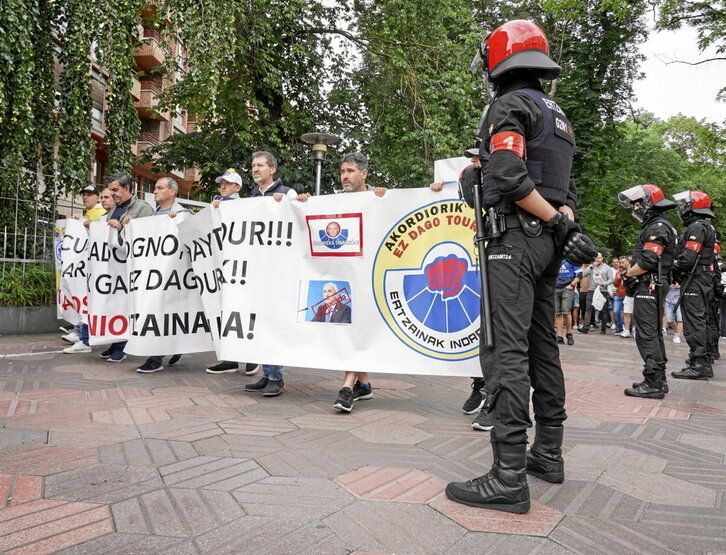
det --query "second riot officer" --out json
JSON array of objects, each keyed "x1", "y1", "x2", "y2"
[
  {"x1": 619, "y1": 184, "x2": 677, "y2": 399},
  {"x1": 670, "y1": 190, "x2": 717, "y2": 380},
  {"x1": 445, "y1": 20, "x2": 596, "y2": 514}
]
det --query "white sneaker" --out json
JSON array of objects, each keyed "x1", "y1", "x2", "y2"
[
  {"x1": 609, "y1": 323, "x2": 616, "y2": 329},
  {"x1": 619, "y1": 330, "x2": 631, "y2": 338},
  {"x1": 61, "y1": 332, "x2": 80, "y2": 344},
  {"x1": 673, "y1": 335, "x2": 681, "y2": 344},
  {"x1": 63, "y1": 341, "x2": 91, "y2": 354}
]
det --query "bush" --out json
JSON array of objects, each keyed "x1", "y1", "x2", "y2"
[{"x1": 0, "y1": 264, "x2": 56, "y2": 307}]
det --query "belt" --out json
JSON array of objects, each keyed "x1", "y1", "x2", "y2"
[{"x1": 696, "y1": 264, "x2": 713, "y2": 271}]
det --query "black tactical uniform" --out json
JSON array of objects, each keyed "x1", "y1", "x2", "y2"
[
  {"x1": 478, "y1": 77, "x2": 576, "y2": 445},
  {"x1": 671, "y1": 217, "x2": 717, "y2": 379},
  {"x1": 625, "y1": 214, "x2": 676, "y2": 394}
]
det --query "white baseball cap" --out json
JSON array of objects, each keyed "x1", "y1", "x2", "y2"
[{"x1": 215, "y1": 168, "x2": 243, "y2": 187}]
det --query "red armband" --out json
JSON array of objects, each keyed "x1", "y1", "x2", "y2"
[
  {"x1": 685, "y1": 240, "x2": 702, "y2": 253},
  {"x1": 643, "y1": 242, "x2": 663, "y2": 256},
  {"x1": 490, "y1": 131, "x2": 526, "y2": 159}
]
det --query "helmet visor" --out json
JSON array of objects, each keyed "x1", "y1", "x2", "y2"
[
  {"x1": 618, "y1": 185, "x2": 644, "y2": 209},
  {"x1": 673, "y1": 191, "x2": 691, "y2": 206}
]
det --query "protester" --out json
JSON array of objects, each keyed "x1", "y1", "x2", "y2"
[
  {"x1": 612, "y1": 255, "x2": 627, "y2": 334},
  {"x1": 578, "y1": 253, "x2": 613, "y2": 335},
  {"x1": 555, "y1": 260, "x2": 579, "y2": 345},
  {"x1": 664, "y1": 284, "x2": 683, "y2": 344}
]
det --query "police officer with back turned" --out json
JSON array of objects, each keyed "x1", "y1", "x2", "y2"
[
  {"x1": 670, "y1": 190, "x2": 717, "y2": 380},
  {"x1": 445, "y1": 20, "x2": 597, "y2": 514},
  {"x1": 619, "y1": 184, "x2": 677, "y2": 399}
]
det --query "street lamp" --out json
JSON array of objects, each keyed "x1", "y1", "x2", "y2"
[{"x1": 301, "y1": 132, "x2": 341, "y2": 196}]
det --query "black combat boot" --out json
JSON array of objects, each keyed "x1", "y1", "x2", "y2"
[
  {"x1": 671, "y1": 361, "x2": 710, "y2": 380},
  {"x1": 526, "y1": 424, "x2": 564, "y2": 483},
  {"x1": 445, "y1": 440, "x2": 530, "y2": 514}
]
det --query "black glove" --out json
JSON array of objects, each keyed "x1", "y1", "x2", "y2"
[{"x1": 545, "y1": 212, "x2": 598, "y2": 265}]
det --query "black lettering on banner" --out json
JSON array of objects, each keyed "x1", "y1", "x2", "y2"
[
  {"x1": 130, "y1": 311, "x2": 211, "y2": 337},
  {"x1": 189, "y1": 221, "x2": 294, "y2": 262},
  {"x1": 61, "y1": 234, "x2": 88, "y2": 253},
  {"x1": 221, "y1": 311, "x2": 257, "y2": 339},
  {"x1": 61, "y1": 261, "x2": 86, "y2": 278},
  {"x1": 222, "y1": 259, "x2": 248, "y2": 285},
  {"x1": 93, "y1": 273, "x2": 129, "y2": 295},
  {"x1": 132, "y1": 234, "x2": 179, "y2": 258}
]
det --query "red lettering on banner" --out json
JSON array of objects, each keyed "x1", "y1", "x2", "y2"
[
  {"x1": 644, "y1": 242, "x2": 664, "y2": 256},
  {"x1": 490, "y1": 132, "x2": 526, "y2": 158},
  {"x1": 89, "y1": 314, "x2": 128, "y2": 336},
  {"x1": 685, "y1": 240, "x2": 702, "y2": 253}
]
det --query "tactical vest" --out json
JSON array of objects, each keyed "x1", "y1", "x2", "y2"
[
  {"x1": 251, "y1": 178, "x2": 292, "y2": 197},
  {"x1": 633, "y1": 215, "x2": 677, "y2": 275},
  {"x1": 482, "y1": 87, "x2": 575, "y2": 208},
  {"x1": 681, "y1": 219, "x2": 716, "y2": 265}
]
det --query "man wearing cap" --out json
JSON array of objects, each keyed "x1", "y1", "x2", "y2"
[
  {"x1": 206, "y1": 167, "x2": 261, "y2": 377},
  {"x1": 81, "y1": 185, "x2": 106, "y2": 221}
]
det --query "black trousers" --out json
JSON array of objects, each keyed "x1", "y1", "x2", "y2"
[
  {"x1": 633, "y1": 280, "x2": 667, "y2": 385},
  {"x1": 479, "y1": 228, "x2": 566, "y2": 445},
  {"x1": 681, "y1": 271, "x2": 714, "y2": 364}
]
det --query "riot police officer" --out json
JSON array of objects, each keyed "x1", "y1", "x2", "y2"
[
  {"x1": 670, "y1": 191, "x2": 717, "y2": 380},
  {"x1": 445, "y1": 20, "x2": 596, "y2": 514},
  {"x1": 619, "y1": 185, "x2": 677, "y2": 399}
]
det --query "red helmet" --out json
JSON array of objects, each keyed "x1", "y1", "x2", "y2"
[
  {"x1": 673, "y1": 190, "x2": 715, "y2": 219},
  {"x1": 483, "y1": 20, "x2": 561, "y2": 80},
  {"x1": 618, "y1": 184, "x2": 676, "y2": 222}
]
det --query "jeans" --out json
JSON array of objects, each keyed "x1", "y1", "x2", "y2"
[
  {"x1": 263, "y1": 365, "x2": 284, "y2": 380},
  {"x1": 613, "y1": 295, "x2": 624, "y2": 332},
  {"x1": 79, "y1": 324, "x2": 90, "y2": 346}
]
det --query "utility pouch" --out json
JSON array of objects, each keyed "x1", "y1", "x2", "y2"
[{"x1": 516, "y1": 207, "x2": 542, "y2": 238}]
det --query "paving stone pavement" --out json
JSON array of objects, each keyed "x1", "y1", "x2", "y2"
[{"x1": 0, "y1": 332, "x2": 724, "y2": 553}]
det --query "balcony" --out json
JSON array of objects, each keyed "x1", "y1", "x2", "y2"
[
  {"x1": 132, "y1": 28, "x2": 166, "y2": 71},
  {"x1": 134, "y1": 80, "x2": 169, "y2": 121},
  {"x1": 136, "y1": 131, "x2": 161, "y2": 155}
]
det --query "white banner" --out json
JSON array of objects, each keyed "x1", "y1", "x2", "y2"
[
  {"x1": 86, "y1": 222, "x2": 130, "y2": 345},
  {"x1": 178, "y1": 190, "x2": 482, "y2": 377},
  {"x1": 56, "y1": 219, "x2": 89, "y2": 325},
  {"x1": 123, "y1": 216, "x2": 214, "y2": 356}
]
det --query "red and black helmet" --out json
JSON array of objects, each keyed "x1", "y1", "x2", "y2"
[
  {"x1": 618, "y1": 184, "x2": 676, "y2": 222},
  {"x1": 673, "y1": 190, "x2": 715, "y2": 219},
  {"x1": 481, "y1": 20, "x2": 561, "y2": 81}
]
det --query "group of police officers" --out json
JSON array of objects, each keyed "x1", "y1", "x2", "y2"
[{"x1": 445, "y1": 19, "x2": 722, "y2": 514}]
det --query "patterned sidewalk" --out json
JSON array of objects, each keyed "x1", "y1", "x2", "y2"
[{"x1": 0, "y1": 332, "x2": 724, "y2": 554}]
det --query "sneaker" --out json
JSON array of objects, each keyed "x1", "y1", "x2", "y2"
[
  {"x1": 471, "y1": 411, "x2": 494, "y2": 431},
  {"x1": 619, "y1": 330, "x2": 631, "y2": 338},
  {"x1": 244, "y1": 377, "x2": 269, "y2": 392},
  {"x1": 632, "y1": 380, "x2": 669, "y2": 394},
  {"x1": 352, "y1": 382, "x2": 373, "y2": 402},
  {"x1": 672, "y1": 335, "x2": 681, "y2": 344},
  {"x1": 462, "y1": 383, "x2": 485, "y2": 414},
  {"x1": 61, "y1": 332, "x2": 80, "y2": 344},
  {"x1": 577, "y1": 327, "x2": 589, "y2": 334},
  {"x1": 206, "y1": 361, "x2": 239, "y2": 374},
  {"x1": 100, "y1": 347, "x2": 114, "y2": 359},
  {"x1": 609, "y1": 322, "x2": 616, "y2": 329},
  {"x1": 168, "y1": 354, "x2": 182, "y2": 365},
  {"x1": 63, "y1": 341, "x2": 91, "y2": 354},
  {"x1": 261, "y1": 379, "x2": 284, "y2": 397},
  {"x1": 556, "y1": 336, "x2": 564, "y2": 344},
  {"x1": 600, "y1": 328, "x2": 607, "y2": 335},
  {"x1": 137, "y1": 359, "x2": 164, "y2": 373},
  {"x1": 244, "y1": 363, "x2": 259, "y2": 375},
  {"x1": 566, "y1": 333, "x2": 574, "y2": 346},
  {"x1": 108, "y1": 351, "x2": 127, "y2": 362},
  {"x1": 333, "y1": 387, "x2": 354, "y2": 412}
]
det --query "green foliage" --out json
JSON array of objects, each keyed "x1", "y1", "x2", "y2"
[
  {"x1": 0, "y1": 264, "x2": 56, "y2": 307},
  {"x1": 57, "y1": 0, "x2": 98, "y2": 192},
  {"x1": 99, "y1": 0, "x2": 142, "y2": 174}
]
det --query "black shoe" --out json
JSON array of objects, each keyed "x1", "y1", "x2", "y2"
[
  {"x1": 244, "y1": 363, "x2": 259, "y2": 375},
  {"x1": 244, "y1": 377, "x2": 269, "y2": 392},
  {"x1": 632, "y1": 380, "x2": 669, "y2": 393},
  {"x1": 526, "y1": 424, "x2": 564, "y2": 483},
  {"x1": 261, "y1": 379, "x2": 284, "y2": 396},
  {"x1": 671, "y1": 364, "x2": 709, "y2": 380},
  {"x1": 445, "y1": 442, "x2": 530, "y2": 514},
  {"x1": 566, "y1": 333, "x2": 574, "y2": 346},
  {"x1": 333, "y1": 387, "x2": 354, "y2": 412},
  {"x1": 556, "y1": 336, "x2": 564, "y2": 344},
  {"x1": 577, "y1": 327, "x2": 588, "y2": 334},
  {"x1": 168, "y1": 354, "x2": 182, "y2": 365},
  {"x1": 471, "y1": 411, "x2": 494, "y2": 431},
  {"x1": 206, "y1": 361, "x2": 239, "y2": 374},
  {"x1": 600, "y1": 328, "x2": 607, "y2": 335},
  {"x1": 352, "y1": 382, "x2": 373, "y2": 402},
  {"x1": 624, "y1": 383, "x2": 665, "y2": 399},
  {"x1": 100, "y1": 347, "x2": 113, "y2": 359},
  {"x1": 462, "y1": 383, "x2": 486, "y2": 414},
  {"x1": 137, "y1": 359, "x2": 164, "y2": 373}
]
